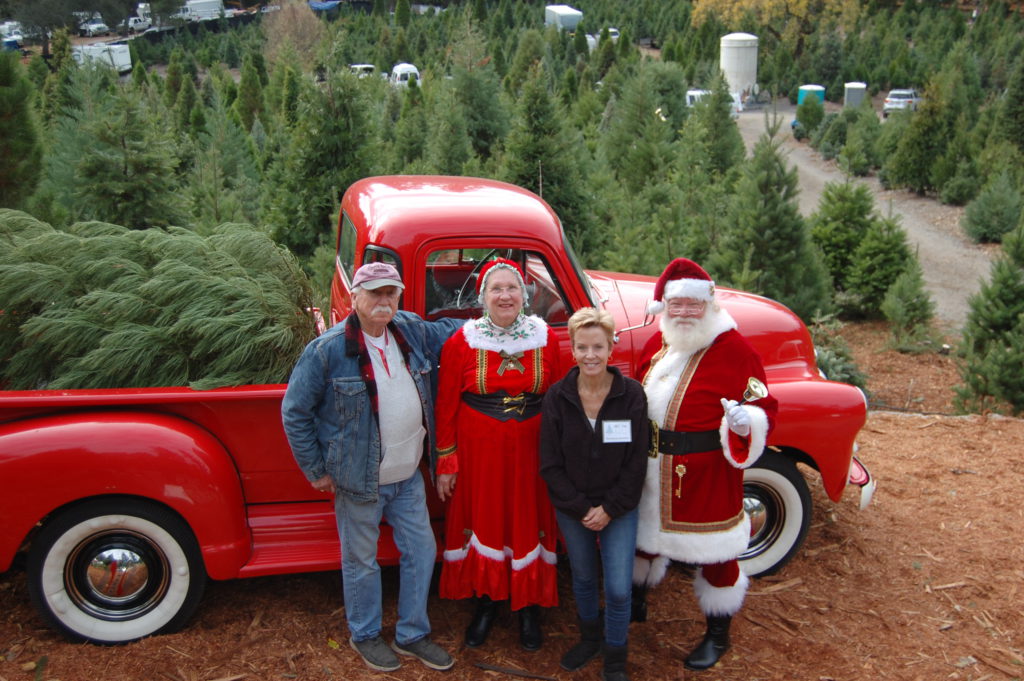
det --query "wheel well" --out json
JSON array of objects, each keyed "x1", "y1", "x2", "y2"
[
  {"x1": 19, "y1": 495, "x2": 202, "y2": 571},
  {"x1": 769, "y1": 445, "x2": 817, "y2": 473}
]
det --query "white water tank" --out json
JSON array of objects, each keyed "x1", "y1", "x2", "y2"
[{"x1": 720, "y1": 32, "x2": 758, "y2": 99}]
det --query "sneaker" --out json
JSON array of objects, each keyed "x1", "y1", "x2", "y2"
[
  {"x1": 349, "y1": 636, "x2": 401, "y2": 672},
  {"x1": 392, "y1": 636, "x2": 455, "y2": 671}
]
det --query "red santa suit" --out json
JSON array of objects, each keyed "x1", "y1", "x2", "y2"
[
  {"x1": 635, "y1": 260, "x2": 777, "y2": 620},
  {"x1": 435, "y1": 311, "x2": 560, "y2": 611}
]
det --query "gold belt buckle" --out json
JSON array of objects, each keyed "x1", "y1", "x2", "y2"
[
  {"x1": 648, "y1": 420, "x2": 659, "y2": 458},
  {"x1": 502, "y1": 394, "x2": 526, "y2": 416}
]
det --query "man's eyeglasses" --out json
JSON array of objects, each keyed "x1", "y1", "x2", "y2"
[{"x1": 666, "y1": 300, "x2": 706, "y2": 313}]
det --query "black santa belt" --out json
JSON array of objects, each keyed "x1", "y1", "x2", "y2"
[
  {"x1": 462, "y1": 390, "x2": 542, "y2": 422},
  {"x1": 649, "y1": 423, "x2": 721, "y2": 458}
]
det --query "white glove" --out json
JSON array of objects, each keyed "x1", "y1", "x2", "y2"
[{"x1": 721, "y1": 398, "x2": 750, "y2": 437}]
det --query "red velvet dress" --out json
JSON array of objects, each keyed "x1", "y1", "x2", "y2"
[{"x1": 436, "y1": 317, "x2": 560, "y2": 611}]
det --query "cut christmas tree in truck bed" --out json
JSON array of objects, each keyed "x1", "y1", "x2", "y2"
[{"x1": 0, "y1": 177, "x2": 873, "y2": 645}]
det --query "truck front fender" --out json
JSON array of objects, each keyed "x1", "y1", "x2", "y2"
[
  {"x1": 0, "y1": 412, "x2": 249, "y2": 578},
  {"x1": 767, "y1": 378, "x2": 868, "y2": 502}
]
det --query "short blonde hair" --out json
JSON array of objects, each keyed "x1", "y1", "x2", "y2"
[{"x1": 568, "y1": 307, "x2": 614, "y2": 344}]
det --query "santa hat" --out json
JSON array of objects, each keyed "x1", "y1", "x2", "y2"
[
  {"x1": 647, "y1": 258, "x2": 715, "y2": 315},
  {"x1": 476, "y1": 258, "x2": 528, "y2": 301}
]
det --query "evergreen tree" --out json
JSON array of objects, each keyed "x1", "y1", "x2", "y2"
[
  {"x1": 234, "y1": 56, "x2": 264, "y2": 132},
  {"x1": 795, "y1": 92, "x2": 824, "y2": 134},
  {"x1": 599, "y1": 66, "x2": 675, "y2": 193},
  {"x1": 684, "y1": 74, "x2": 745, "y2": 176},
  {"x1": 74, "y1": 88, "x2": 187, "y2": 229},
  {"x1": 175, "y1": 75, "x2": 199, "y2": 133},
  {"x1": 426, "y1": 88, "x2": 472, "y2": 174},
  {"x1": 262, "y1": 73, "x2": 377, "y2": 258},
  {"x1": 0, "y1": 211, "x2": 316, "y2": 390},
  {"x1": 452, "y1": 63, "x2": 509, "y2": 159},
  {"x1": 955, "y1": 222, "x2": 1024, "y2": 414},
  {"x1": 189, "y1": 94, "x2": 261, "y2": 232},
  {"x1": 809, "y1": 181, "x2": 875, "y2": 290},
  {"x1": 0, "y1": 52, "x2": 42, "y2": 210},
  {"x1": 961, "y1": 172, "x2": 1022, "y2": 243},
  {"x1": 709, "y1": 130, "x2": 832, "y2": 321},
  {"x1": 845, "y1": 216, "x2": 911, "y2": 318},
  {"x1": 501, "y1": 66, "x2": 594, "y2": 256},
  {"x1": 880, "y1": 254, "x2": 937, "y2": 352},
  {"x1": 997, "y1": 55, "x2": 1024, "y2": 152},
  {"x1": 391, "y1": 83, "x2": 428, "y2": 168},
  {"x1": 395, "y1": 0, "x2": 411, "y2": 29}
]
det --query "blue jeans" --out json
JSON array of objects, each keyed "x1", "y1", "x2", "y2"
[
  {"x1": 556, "y1": 507, "x2": 639, "y2": 647},
  {"x1": 335, "y1": 471, "x2": 436, "y2": 645}
]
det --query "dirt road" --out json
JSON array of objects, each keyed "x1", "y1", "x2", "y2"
[{"x1": 735, "y1": 101, "x2": 994, "y2": 331}]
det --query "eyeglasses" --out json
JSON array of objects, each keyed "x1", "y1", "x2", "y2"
[
  {"x1": 666, "y1": 300, "x2": 706, "y2": 313},
  {"x1": 486, "y1": 286, "x2": 522, "y2": 296}
]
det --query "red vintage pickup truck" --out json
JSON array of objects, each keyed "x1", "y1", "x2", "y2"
[{"x1": 0, "y1": 176, "x2": 873, "y2": 644}]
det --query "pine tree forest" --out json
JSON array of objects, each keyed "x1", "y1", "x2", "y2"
[{"x1": 2, "y1": 0, "x2": 1024, "y2": 409}]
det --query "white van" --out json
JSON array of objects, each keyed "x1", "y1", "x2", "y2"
[{"x1": 389, "y1": 63, "x2": 420, "y2": 88}]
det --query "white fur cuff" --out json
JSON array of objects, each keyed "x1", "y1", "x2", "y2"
[
  {"x1": 633, "y1": 554, "x2": 670, "y2": 587},
  {"x1": 694, "y1": 567, "x2": 749, "y2": 616},
  {"x1": 720, "y1": 404, "x2": 769, "y2": 469}
]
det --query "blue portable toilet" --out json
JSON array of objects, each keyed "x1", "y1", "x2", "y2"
[{"x1": 797, "y1": 84, "x2": 826, "y2": 106}]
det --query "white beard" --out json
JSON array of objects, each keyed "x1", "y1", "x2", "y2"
[{"x1": 660, "y1": 308, "x2": 722, "y2": 354}]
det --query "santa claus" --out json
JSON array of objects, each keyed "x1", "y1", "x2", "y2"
[{"x1": 633, "y1": 257, "x2": 778, "y2": 671}]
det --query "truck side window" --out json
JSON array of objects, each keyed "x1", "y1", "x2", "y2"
[
  {"x1": 338, "y1": 214, "x2": 357, "y2": 283},
  {"x1": 522, "y1": 252, "x2": 571, "y2": 326}
]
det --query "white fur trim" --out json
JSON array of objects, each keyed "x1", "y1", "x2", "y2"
[
  {"x1": 442, "y1": 532, "x2": 557, "y2": 568},
  {"x1": 461, "y1": 314, "x2": 549, "y2": 355},
  {"x1": 720, "y1": 405, "x2": 769, "y2": 469},
  {"x1": 663, "y1": 278, "x2": 715, "y2": 302},
  {"x1": 636, "y1": 456, "x2": 751, "y2": 563},
  {"x1": 647, "y1": 300, "x2": 665, "y2": 315},
  {"x1": 633, "y1": 554, "x2": 670, "y2": 588},
  {"x1": 694, "y1": 567, "x2": 749, "y2": 616}
]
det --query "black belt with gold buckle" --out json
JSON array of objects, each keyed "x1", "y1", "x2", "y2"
[
  {"x1": 648, "y1": 422, "x2": 720, "y2": 458},
  {"x1": 462, "y1": 390, "x2": 542, "y2": 422}
]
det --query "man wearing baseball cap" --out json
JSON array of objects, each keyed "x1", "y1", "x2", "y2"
[{"x1": 282, "y1": 261, "x2": 461, "y2": 672}]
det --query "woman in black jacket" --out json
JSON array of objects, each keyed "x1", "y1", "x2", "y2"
[{"x1": 540, "y1": 307, "x2": 649, "y2": 681}]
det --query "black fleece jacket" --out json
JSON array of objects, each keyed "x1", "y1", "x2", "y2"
[{"x1": 539, "y1": 366, "x2": 650, "y2": 520}]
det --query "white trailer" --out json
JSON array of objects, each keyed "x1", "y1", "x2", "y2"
[
  {"x1": 72, "y1": 43, "x2": 133, "y2": 74},
  {"x1": 184, "y1": 0, "x2": 224, "y2": 21},
  {"x1": 544, "y1": 5, "x2": 582, "y2": 32}
]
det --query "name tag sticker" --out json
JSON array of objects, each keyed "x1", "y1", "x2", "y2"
[{"x1": 603, "y1": 420, "x2": 632, "y2": 443}]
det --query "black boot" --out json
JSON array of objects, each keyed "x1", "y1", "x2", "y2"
[
  {"x1": 560, "y1": 616, "x2": 602, "y2": 670},
  {"x1": 602, "y1": 643, "x2": 630, "y2": 681},
  {"x1": 684, "y1": 615, "x2": 731, "y2": 671},
  {"x1": 465, "y1": 595, "x2": 497, "y2": 648},
  {"x1": 629, "y1": 585, "x2": 647, "y2": 623},
  {"x1": 518, "y1": 605, "x2": 542, "y2": 651}
]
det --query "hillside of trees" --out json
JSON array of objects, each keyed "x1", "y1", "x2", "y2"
[{"x1": 2, "y1": 0, "x2": 1023, "y2": 412}]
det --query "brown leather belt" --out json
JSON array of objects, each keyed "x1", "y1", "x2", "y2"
[
  {"x1": 462, "y1": 390, "x2": 542, "y2": 422},
  {"x1": 649, "y1": 422, "x2": 720, "y2": 458}
]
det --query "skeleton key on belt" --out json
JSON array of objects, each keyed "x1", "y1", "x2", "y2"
[{"x1": 674, "y1": 463, "x2": 687, "y2": 498}]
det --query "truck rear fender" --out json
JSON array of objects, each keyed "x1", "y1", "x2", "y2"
[{"x1": 0, "y1": 412, "x2": 250, "y2": 578}]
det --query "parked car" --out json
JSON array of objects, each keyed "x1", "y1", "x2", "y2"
[
  {"x1": 119, "y1": 16, "x2": 151, "y2": 33},
  {"x1": 349, "y1": 63, "x2": 376, "y2": 78},
  {"x1": 78, "y1": 20, "x2": 110, "y2": 37},
  {"x1": 883, "y1": 89, "x2": 921, "y2": 117}
]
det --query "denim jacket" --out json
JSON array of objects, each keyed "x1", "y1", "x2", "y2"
[{"x1": 281, "y1": 311, "x2": 460, "y2": 503}]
